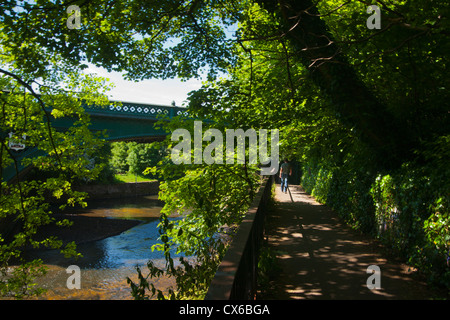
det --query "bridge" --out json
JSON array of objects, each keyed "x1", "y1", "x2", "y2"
[{"x1": 3, "y1": 101, "x2": 189, "y2": 182}]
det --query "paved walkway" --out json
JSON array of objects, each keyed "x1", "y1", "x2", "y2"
[{"x1": 262, "y1": 184, "x2": 441, "y2": 300}]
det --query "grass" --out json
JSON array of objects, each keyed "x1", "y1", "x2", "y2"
[{"x1": 113, "y1": 172, "x2": 157, "y2": 183}]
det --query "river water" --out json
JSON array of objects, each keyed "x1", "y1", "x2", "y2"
[{"x1": 25, "y1": 195, "x2": 180, "y2": 300}]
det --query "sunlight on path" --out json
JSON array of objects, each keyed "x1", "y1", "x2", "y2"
[{"x1": 262, "y1": 184, "x2": 436, "y2": 300}]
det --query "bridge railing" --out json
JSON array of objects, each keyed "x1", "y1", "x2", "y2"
[
  {"x1": 205, "y1": 175, "x2": 274, "y2": 300},
  {"x1": 84, "y1": 102, "x2": 189, "y2": 119}
]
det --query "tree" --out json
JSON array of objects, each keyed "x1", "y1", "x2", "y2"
[
  {"x1": 127, "y1": 142, "x2": 164, "y2": 177},
  {"x1": 110, "y1": 141, "x2": 131, "y2": 174},
  {"x1": 185, "y1": 0, "x2": 449, "y2": 291},
  {"x1": 110, "y1": 141, "x2": 166, "y2": 178},
  {"x1": 0, "y1": 4, "x2": 113, "y2": 298}
]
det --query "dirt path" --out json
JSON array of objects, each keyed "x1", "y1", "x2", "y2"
[{"x1": 262, "y1": 184, "x2": 443, "y2": 300}]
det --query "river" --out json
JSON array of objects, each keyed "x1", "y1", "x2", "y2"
[{"x1": 23, "y1": 195, "x2": 180, "y2": 300}]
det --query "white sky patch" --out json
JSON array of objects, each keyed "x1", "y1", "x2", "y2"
[{"x1": 83, "y1": 63, "x2": 203, "y2": 107}]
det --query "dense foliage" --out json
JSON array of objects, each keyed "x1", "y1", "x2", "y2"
[
  {"x1": 128, "y1": 117, "x2": 260, "y2": 299},
  {"x1": 110, "y1": 141, "x2": 165, "y2": 179},
  {"x1": 186, "y1": 0, "x2": 449, "y2": 292},
  {"x1": 1, "y1": 0, "x2": 448, "y2": 298},
  {"x1": 280, "y1": 1, "x2": 450, "y2": 289},
  {"x1": 0, "y1": 54, "x2": 111, "y2": 298},
  {"x1": 0, "y1": 1, "x2": 114, "y2": 297}
]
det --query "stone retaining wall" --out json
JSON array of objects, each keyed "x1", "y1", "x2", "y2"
[{"x1": 74, "y1": 181, "x2": 160, "y2": 199}]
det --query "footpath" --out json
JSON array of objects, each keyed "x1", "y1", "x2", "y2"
[{"x1": 262, "y1": 184, "x2": 443, "y2": 300}]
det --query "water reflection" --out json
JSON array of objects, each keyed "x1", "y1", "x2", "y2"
[
  {"x1": 26, "y1": 195, "x2": 181, "y2": 300},
  {"x1": 72, "y1": 194, "x2": 165, "y2": 220}
]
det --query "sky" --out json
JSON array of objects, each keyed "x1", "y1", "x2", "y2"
[{"x1": 84, "y1": 63, "x2": 204, "y2": 107}]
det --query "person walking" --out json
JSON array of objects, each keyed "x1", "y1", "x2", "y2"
[{"x1": 279, "y1": 159, "x2": 292, "y2": 193}]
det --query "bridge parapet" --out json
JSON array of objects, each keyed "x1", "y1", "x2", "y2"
[
  {"x1": 3, "y1": 101, "x2": 189, "y2": 182},
  {"x1": 84, "y1": 102, "x2": 189, "y2": 119}
]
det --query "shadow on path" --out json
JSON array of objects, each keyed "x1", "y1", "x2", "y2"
[{"x1": 261, "y1": 184, "x2": 440, "y2": 300}]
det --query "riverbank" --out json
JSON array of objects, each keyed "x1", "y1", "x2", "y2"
[
  {"x1": 14, "y1": 192, "x2": 176, "y2": 300},
  {"x1": 32, "y1": 182, "x2": 162, "y2": 246},
  {"x1": 32, "y1": 214, "x2": 143, "y2": 247},
  {"x1": 74, "y1": 181, "x2": 160, "y2": 200}
]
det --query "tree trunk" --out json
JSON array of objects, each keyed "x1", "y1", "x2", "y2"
[{"x1": 259, "y1": 0, "x2": 412, "y2": 168}]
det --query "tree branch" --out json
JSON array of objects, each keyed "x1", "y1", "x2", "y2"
[{"x1": 0, "y1": 68, "x2": 62, "y2": 168}]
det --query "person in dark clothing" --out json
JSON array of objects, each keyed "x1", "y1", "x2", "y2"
[{"x1": 279, "y1": 159, "x2": 292, "y2": 193}]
